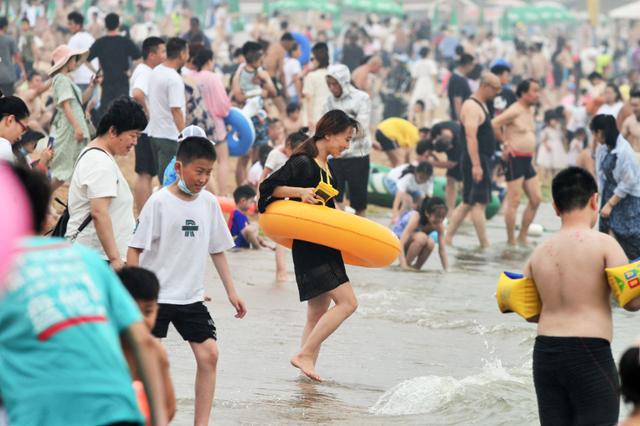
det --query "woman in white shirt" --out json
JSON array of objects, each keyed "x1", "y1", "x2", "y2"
[
  {"x1": 66, "y1": 97, "x2": 147, "y2": 269},
  {"x1": 596, "y1": 83, "x2": 624, "y2": 119}
]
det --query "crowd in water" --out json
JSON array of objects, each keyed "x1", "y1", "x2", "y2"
[{"x1": 2, "y1": 2, "x2": 640, "y2": 425}]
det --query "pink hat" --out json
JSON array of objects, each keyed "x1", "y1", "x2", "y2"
[{"x1": 47, "y1": 45, "x2": 89, "y2": 76}]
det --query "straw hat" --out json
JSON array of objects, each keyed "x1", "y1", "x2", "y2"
[{"x1": 47, "y1": 45, "x2": 89, "y2": 76}]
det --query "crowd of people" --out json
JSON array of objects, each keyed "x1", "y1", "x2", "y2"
[{"x1": 1, "y1": 3, "x2": 640, "y2": 425}]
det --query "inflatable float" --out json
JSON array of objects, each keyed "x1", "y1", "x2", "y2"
[
  {"x1": 292, "y1": 31, "x2": 311, "y2": 66},
  {"x1": 367, "y1": 163, "x2": 500, "y2": 219},
  {"x1": 496, "y1": 272, "x2": 541, "y2": 321},
  {"x1": 259, "y1": 200, "x2": 400, "y2": 267},
  {"x1": 224, "y1": 107, "x2": 255, "y2": 156},
  {"x1": 606, "y1": 259, "x2": 640, "y2": 308},
  {"x1": 217, "y1": 196, "x2": 256, "y2": 215}
]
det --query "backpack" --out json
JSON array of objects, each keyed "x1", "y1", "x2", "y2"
[{"x1": 50, "y1": 147, "x2": 109, "y2": 240}]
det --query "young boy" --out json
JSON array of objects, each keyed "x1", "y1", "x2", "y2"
[
  {"x1": 127, "y1": 136, "x2": 247, "y2": 426},
  {"x1": 117, "y1": 266, "x2": 177, "y2": 422},
  {"x1": 524, "y1": 167, "x2": 640, "y2": 426},
  {"x1": 283, "y1": 102, "x2": 302, "y2": 136},
  {"x1": 229, "y1": 184, "x2": 272, "y2": 249}
]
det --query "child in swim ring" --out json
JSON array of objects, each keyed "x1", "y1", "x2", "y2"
[
  {"x1": 394, "y1": 196, "x2": 448, "y2": 271},
  {"x1": 619, "y1": 345, "x2": 640, "y2": 426}
]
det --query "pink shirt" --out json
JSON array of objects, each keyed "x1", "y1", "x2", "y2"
[{"x1": 185, "y1": 68, "x2": 231, "y2": 142}]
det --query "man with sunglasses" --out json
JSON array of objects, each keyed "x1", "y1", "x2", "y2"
[{"x1": 0, "y1": 96, "x2": 30, "y2": 163}]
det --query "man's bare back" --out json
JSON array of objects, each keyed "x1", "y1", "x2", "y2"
[
  {"x1": 525, "y1": 227, "x2": 628, "y2": 341},
  {"x1": 263, "y1": 43, "x2": 285, "y2": 78},
  {"x1": 498, "y1": 102, "x2": 536, "y2": 153}
]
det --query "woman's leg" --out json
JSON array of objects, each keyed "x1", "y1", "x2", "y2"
[
  {"x1": 300, "y1": 292, "x2": 331, "y2": 363},
  {"x1": 291, "y1": 283, "x2": 358, "y2": 381},
  {"x1": 215, "y1": 142, "x2": 230, "y2": 196},
  {"x1": 275, "y1": 244, "x2": 288, "y2": 282}
]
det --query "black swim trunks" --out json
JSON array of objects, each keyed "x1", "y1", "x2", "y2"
[
  {"x1": 330, "y1": 155, "x2": 370, "y2": 212},
  {"x1": 505, "y1": 153, "x2": 537, "y2": 182},
  {"x1": 375, "y1": 129, "x2": 399, "y2": 151},
  {"x1": 152, "y1": 302, "x2": 217, "y2": 342},
  {"x1": 533, "y1": 336, "x2": 619, "y2": 426},
  {"x1": 461, "y1": 153, "x2": 492, "y2": 205}
]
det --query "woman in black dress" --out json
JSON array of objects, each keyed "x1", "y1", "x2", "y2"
[{"x1": 259, "y1": 110, "x2": 360, "y2": 381}]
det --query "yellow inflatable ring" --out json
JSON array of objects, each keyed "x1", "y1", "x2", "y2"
[
  {"x1": 606, "y1": 259, "x2": 640, "y2": 307},
  {"x1": 496, "y1": 272, "x2": 541, "y2": 321},
  {"x1": 259, "y1": 200, "x2": 401, "y2": 267}
]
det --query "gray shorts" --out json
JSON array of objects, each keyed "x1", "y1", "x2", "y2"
[{"x1": 150, "y1": 137, "x2": 178, "y2": 182}]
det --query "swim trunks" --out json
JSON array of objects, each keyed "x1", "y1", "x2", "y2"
[
  {"x1": 152, "y1": 302, "x2": 217, "y2": 342},
  {"x1": 461, "y1": 153, "x2": 492, "y2": 205},
  {"x1": 505, "y1": 152, "x2": 537, "y2": 182},
  {"x1": 533, "y1": 336, "x2": 619, "y2": 426},
  {"x1": 375, "y1": 129, "x2": 400, "y2": 151}
]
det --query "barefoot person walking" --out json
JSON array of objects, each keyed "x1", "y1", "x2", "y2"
[
  {"x1": 258, "y1": 110, "x2": 360, "y2": 382},
  {"x1": 492, "y1": 79, "x2": 542, "y2": 245}
]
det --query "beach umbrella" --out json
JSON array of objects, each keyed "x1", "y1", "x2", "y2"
[
  {"x1": 449, "y1": 7, "x2": 458, "y2": 27},
  {"x1": 343, "y1": 0, "x2": 403, "y2": 16},
  {"x1": 503, "y1": 4, "x2": 575, "y2": 24},
  {"x1": 479, "y1": 5, "x2": 485, "y2": 26},
  {"x1": 154, "y1": 0, "x2": 164, "y2": 19},
  {"x1": 124, "y1": 0, "x2": 136, "y2": 23}
]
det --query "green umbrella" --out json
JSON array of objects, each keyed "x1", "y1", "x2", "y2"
[
  {"x1": 343, "y1": 0, "x2": 403, "y2": 16},
  {"x1": 267, "y1": 0, "x2": 338, "y2": 14},
  {"x1": 449, "y1": 7, "x2": 458, "y2": 27},
  {"x1": 504, "y1": 5, "x2": 575, "y2": 24},
  {"x1": 479, "y1": 6, "x2": 485, "y2": 26},
  {"x1": 154, "y1": 0, "x2": 164, "y2": 20},
  {"x1": 124, "y1": 0, "x2": 136, "y2": 23},
  {"x1": 432, "y1": 2, "x2": 441, "y2": 29}
]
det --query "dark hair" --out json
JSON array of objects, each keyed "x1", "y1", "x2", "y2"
[
  {"x1": 21, "y1": 17, "x2": 29, "y2": 24},
  {"x1": 268, "y1": 117, "x2": 281, "y2": 128},
  {"x1": 620, "y1": 346, "x2": 640, "y2": 405},
  {"x1": 415, "y1": 100, "x2": 425, "y2": 109},
  {"x1": 193, "y1": 48, "x2": 213, "y2": 71},
  {"x1": 419, "y1": 127, "x2": 430, "y2": 134},
  {"x1": 97, "y1": 97, "x2": 147, "y2": 136},
  {"x1": 18, "y1": 129, "x2": 44, "y2": 146},
  {"x1": 419, "y1": 47, "x2": 430, "y2": 58},
  {"x1": 142, "y1": 36, "x2": 165, "y2": 60},
  {"x1": 400, "y1": 161, "x2": 433, "y2": 179},
  {"x1": 258, "y1": 144, "x2": 272, "y2": 167},
  {"x1": 0, "y1": 17, "x2": 8, "y2": 29},
  {"x1": 10, "y1": 164, "x2": 51, "y2": 234},
  {"x1": 67, "y1": 11, "x2": 84, "y2": 26},
  {"x1": 105, "y1": 12, "x2": 119, "y2": 30},
  {"x1": 293, "y1": 110, "x2": 359, "y2": 158},
  {"x1": 490, "y1": 64, "x2": 511, "y2": 76},
  {"x1": 0, "y1": 96, "x2": 30, "y2": 121},
  {"x1": 286, "y1": 102, "x2": 300, "y2": 115},
  {"x1": 117, "y1": 266, "x2": 160, "y2": 301},
  {"x1": 590, "y1": 114, "x2": 619, "y2": 150},
  {"x1": 631, "y1": 90, "x2": 640, "y2": 100},
  {"x1": 574, "y1": 127, "x2": 587, "y2": 136},
  {"x1": 176, "y1": 136, "x2": 216, "y2": 164},
  {"x1": 242, "y1": 41, "x2": 263, "y2": 64},
  {"x1": 418, "y1": 196, "x2": 447, "y2": 226},
  {"x1": 312, "y1": 42, "x2": 329, "y2": 68},
  {"x1": 551, "y1": 166, "x2": 598, "y2": 213},
  {"x1": 543, "y1": 109, "x2": 559, "y2": 124},
  {"x1": 190, "y1": 16, "x2": 200, "y2": 26},
  {"x1": 416, "y1": 139, "x2": 433, "y2": 155},
  {"x1": 233, "y1": 184, "x2": 256, "y2": 203},
  {"x1": 588, "y1": 71, "x2": 603, "y2": 81},
  {"x1": 605, "y1": 82, "x2": 622, "y2": 102},
  {"x1": 455, "y1": 45, "x2": 466, "y2": 57},
  {"x1": 516, "y1": 79, "x2": 539, "y2": 98},
  {"x1": 286, "y1": 127, "x2": 309, "y2": 149},
  {"x1": 281, "y1": 32, "x2": 294, "y2": 42},
  {"x1": 458, "y1": 53, "x2": 474, "y2": 67},
  {"x1": 434, "y1": 137, "x2": 452, "y2": 153},
  {"x1": 27, "y1": 70, "x2": 41, "y2": 81},
  {"x1": 287, "y1": 41, "x2": 299, "y2": 56},
  {"x1": 166, "y1": 37, "x2": 188, "y2": 59}
]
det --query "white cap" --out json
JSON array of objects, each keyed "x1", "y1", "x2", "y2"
[{"x1": 178, "y1": 125, "x2": 207, "y2": 142}]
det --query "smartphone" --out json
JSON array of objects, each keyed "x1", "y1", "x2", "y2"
[{"x1": 47, "y1": 136, "x2": 54, "y2": 149}]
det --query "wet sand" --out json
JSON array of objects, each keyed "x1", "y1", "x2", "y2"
[{"x1": 165, "y1": 203, "x2": 639, "y2": 425}]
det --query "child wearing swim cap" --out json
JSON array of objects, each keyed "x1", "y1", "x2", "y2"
[{"x1": 522, "y1": 167, "x2": 640, "y2": 425}]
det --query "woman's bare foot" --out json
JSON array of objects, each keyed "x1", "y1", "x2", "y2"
[{"x1": 290, "y1": 354, "x2": 321, "y2": 382}]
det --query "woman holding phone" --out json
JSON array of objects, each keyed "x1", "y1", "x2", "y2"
[{"x1": 258, "y1": 110, "x2": 360, "y2": 382}]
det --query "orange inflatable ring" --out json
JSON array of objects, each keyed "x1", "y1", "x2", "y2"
[
  {"x1": 259, "y1": 200, "x2": 401, "y2": 267},
  {"x1": 217, "y1": 196, "x2": 256, "y2": 215}
]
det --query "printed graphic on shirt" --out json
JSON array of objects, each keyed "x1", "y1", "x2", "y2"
[{"x1": 182, "y1": 219, "x2": 199, "y2": 237}]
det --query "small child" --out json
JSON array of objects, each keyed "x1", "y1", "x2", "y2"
[
  {"x1": 127, "y1": 135, "x2": 247, "y2": 426},
  {"x1": 267, "y1": 117, "x2": 285, "y2": 146},
  {"x1": 117, "y1": 266, "x2": 177, "y2": 423},
  {"x1": 619, "y1": 345, "x2": 640, "y2": 426},
  {"x1": 229, "y1": 184, "x2": 272, "y2": 249},
  {"x1": 410, "y1": 100, "x2": 426, "y2": 128},
  {"x1": 385, "y1": 161, "x2": 435, "y2": 223},
  {"x1": 394, "y1": 197, "x2": 448, "y2": 271},
  {"x1": 283, "y1": 102, "x2": 302, "y2": 135},
  {"x1": 567, "y1": 127, "x2": 587, "y2": 167},
  {"x1": 523, "y1": 167, "x2": 640, "y2": 425},
  {"x1": 537, "y1": 110, "x2": 568, "y2": 184},
  {"x1": 247, "y1": 144, "x2": 272, "y2": 188}
]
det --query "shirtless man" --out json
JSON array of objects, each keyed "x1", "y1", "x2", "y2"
[
  {"x1": 352, "y1": 55, "x2": 383, "y2": 98},
  {"x1": 445, "y1": 73, "x2": 501, "y2": 248},
  {"x1": 622, "y1": 90, "x2": 640, "y2": 153},
  {"x1": 262, "y1": 32, "x2": 295, "y2": 113},
  {"x1": 523, "y1": 167, "x2": 640, "y2": 425},
  {"x1": 16, "y1": 71, "x2": 51, "y2": 133},
  {"x1": 492, "y1": 79, "x2": 542, "y2": 245}
]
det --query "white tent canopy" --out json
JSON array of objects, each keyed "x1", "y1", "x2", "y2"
[{"x1": 609, "y1": 0, "x2": 640, "y2": 19}]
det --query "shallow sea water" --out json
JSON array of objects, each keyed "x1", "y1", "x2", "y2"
[{"x1": 167, "y1": 203, "x2": 639, "y2": 425}]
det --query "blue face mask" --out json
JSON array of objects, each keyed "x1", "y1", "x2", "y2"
[
  {"x1": 177, "y1": 178, "x2": 195, "y2": 196},
  {"x1": 18, "y1": 146, "x2": 28, "y2": 156}
]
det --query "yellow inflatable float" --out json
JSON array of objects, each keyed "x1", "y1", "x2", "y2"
[
  {"x1": 496, "y1": 272, "x2": 541, "y2": 321},
  {"x1": 259, "y1": 200, "x2": 401, "y2": 267},
  {"x1": 606, "y1": 259, "x2": 640, "y2": 307}
]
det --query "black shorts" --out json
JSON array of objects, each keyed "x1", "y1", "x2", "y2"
[
  {"x1": 375, "y1": 129, "x2": 399, "y2": 151},
  {"x1": 461, "y1": 154, "x2": 492, "y2": 205},
  {"x1": 505, "y1": 154, "x2": 536, "y2": 182},
  {"x1": 533, "y1": 336, "x2": 619, "y2": 426},
  {"x1": 271, "y1": 76, "x2": 283, "y2": 97},
  {"x1": 134, "y1": 133, "x2": 157, "y2": 176},
  {"x1": 152, "y1": 302, "x2": 217, "y2": 343},
  {"x1": 329, "y1": 155, "x2": 369, "y2": 212},
  {"x1": 446, "y1": 163, "x2": 463, "y2": 182}
]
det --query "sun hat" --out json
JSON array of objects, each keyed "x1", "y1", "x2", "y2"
[{"x1": 48, "y1": 45, "x2": 89, "y2": 76}]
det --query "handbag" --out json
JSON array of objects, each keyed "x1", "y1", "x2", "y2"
[{"x1": 49, "y1": 147, "x2": 108, "y2": 240}]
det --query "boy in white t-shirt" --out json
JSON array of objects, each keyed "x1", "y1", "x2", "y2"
[{"x1": 127, "y1": 136, "x2": 247, "y2": 426}]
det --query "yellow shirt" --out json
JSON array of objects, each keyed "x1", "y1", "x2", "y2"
[{"x1": 377, "y1": 118, "x2": 419, "y2": 147}]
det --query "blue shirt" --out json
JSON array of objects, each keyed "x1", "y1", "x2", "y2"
[
  {"x1": 0, "y1": 237, "x2": 144, "y2": 426},
  {"x1": 229, "y1": 209, "x2": 250, "y2": 248},
  {"x1": 596, "y1": 135, "x2": 640, "y2": 199}
]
